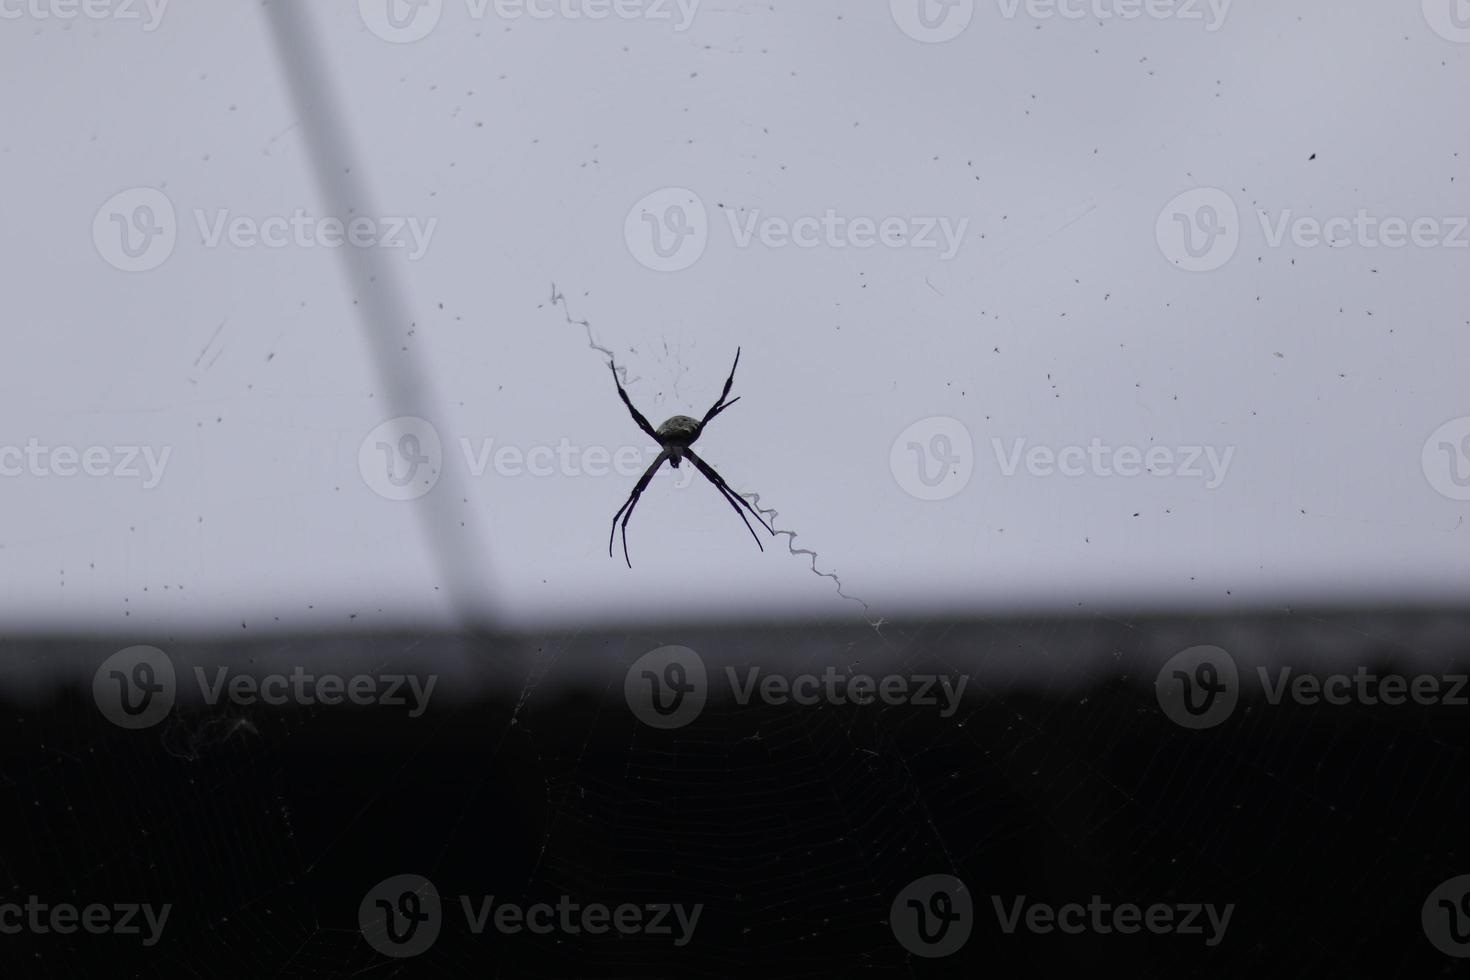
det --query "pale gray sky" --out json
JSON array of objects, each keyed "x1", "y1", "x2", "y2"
[{"x1": 1, "y1": 0, "x2": 1468, "y2": 632}]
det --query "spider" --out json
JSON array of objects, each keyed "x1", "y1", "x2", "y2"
[{"x1": 607, "y1": 347, "x2": 776, "y2": 567}]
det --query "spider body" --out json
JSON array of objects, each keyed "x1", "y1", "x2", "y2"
[
  {"x1": 607, "y1": 348, "x2": 775, "y2": 566},
  {"x1": 655, "y1": 415, "x2": 701, "y2": 465}
]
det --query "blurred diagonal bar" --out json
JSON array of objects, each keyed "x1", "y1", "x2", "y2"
[{"x1": 261, "y1": 0, "x2": 496, "y2": 630}]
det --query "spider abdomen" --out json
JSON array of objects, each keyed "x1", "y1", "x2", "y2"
[{"x1": 656, "y1": 415, "x2": 701, "y2": 447}]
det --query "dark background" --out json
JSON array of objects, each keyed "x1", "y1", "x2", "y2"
[{"x1": 2, "y1": 607, "x2": 1468, "y2": 978}]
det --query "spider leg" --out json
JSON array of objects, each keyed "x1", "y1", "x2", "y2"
[
  {"x1": 699, "y1": 347, "x2": 742, "y2": 427},
  {"x1": 700, "y1": 395, "x2": 740, "y2": 428},
  {"x1": 609, "y1": 450, "x2": 669, "y2": 568},
  {"x1": 690, "y1": 456, "x2": 764, "y2": 551},
  {"x1": 684, "y1": 449, "x2": 776, "y2": 545},
  {"x1": 609, "y1": 359, "x2": 660, "y2": 442}
]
